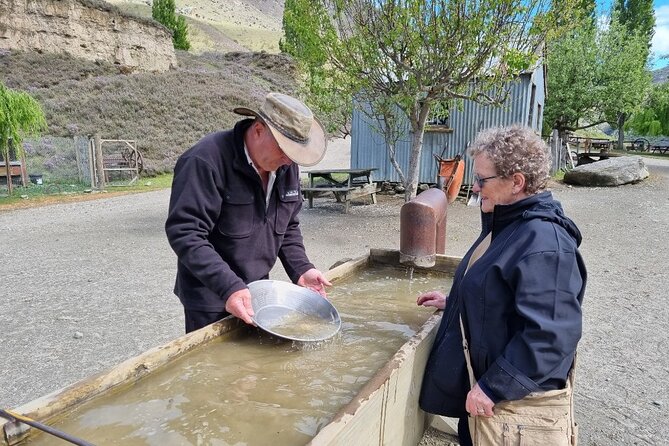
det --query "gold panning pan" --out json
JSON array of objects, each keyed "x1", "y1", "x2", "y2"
[{"x1": 248, "y1": 280, "x2": 341, "y2": 342}]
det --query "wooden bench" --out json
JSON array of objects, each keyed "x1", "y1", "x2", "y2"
[{"x1": 0, "y1": 160, "x2": 28, "y2": 187}]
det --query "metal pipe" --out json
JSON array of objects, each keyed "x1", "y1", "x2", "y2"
[
  {"x1": 399, "y1": 188, "x2": 448, "y2": 268},
  {"x1": 0, "y1": 409, "x2": 95, "y2": 446}
]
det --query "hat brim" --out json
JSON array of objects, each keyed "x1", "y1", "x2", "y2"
[{"x1": 233, "y1": 107, "x2": 327, "y2": 167}]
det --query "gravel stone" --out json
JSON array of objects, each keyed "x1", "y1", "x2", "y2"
[{"x1": 1, "y1": 156, "x2": 668, "y2": 445}]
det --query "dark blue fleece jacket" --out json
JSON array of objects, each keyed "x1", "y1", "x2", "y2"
[
  {"x1": 420, "y1": 191, "x2": 586, "y2": 417},
  {"x1": 165, "y1": 120, "x2": 314, "y2": 311}
]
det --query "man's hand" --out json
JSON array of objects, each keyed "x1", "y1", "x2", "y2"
[
  {"x1": 297, "y1": 268, "x2": 332, "y2": 297},
  {"x1": 416, "y1": 291, "x2": 447, "y2": 310},
  {"x1": 225, "y1": 288, "x2": 255, "y2": 325}
]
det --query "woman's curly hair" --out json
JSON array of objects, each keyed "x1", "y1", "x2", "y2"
[{"x1": 467, "y1": 125, "x2": 550, "y2": 194}]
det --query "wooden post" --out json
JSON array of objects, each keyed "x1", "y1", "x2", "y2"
[
  {"x1": 74, "y1": 136, "x2": 83, "y2": 183},
  {"x1": 94, "y1": 133, "x2": 105, "y2": 190},
  {"x1": 2, "y1": 151, "x2": 12, "y2": 195},
  {"x1": 88, "y1": 138, "x2": 95, "y2": 188},
  {"x1": 551, "y1": 129, "x2": 560, "y2": 173}
]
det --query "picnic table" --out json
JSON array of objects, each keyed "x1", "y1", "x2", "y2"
[
  {"x1": 302, "y1": 168, "x2": 378, "y2": 213},
  {"x1": 568, "y1": 136, "x2": 613, "y2": 152},
  {"x1": 650, "y1": 140, "x2": 669, "y2": 154}
]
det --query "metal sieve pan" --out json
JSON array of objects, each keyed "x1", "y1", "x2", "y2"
[{"x1": 248, "y1": 280, "x2": 341, "y2": 342}]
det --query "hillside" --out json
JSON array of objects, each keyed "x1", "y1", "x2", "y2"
[
  {"x1": 0, "y1": 49, "x2": 298, "y2": 174},
  {"x1": 652, "y1": 65, "x2": 669, "y2": 84},
  {"x1": 0, "y1": 0, "x2": 295, "y2": 178},
  {"x1": 107, "y1": 0, "x2": 284, "y2": 53}
]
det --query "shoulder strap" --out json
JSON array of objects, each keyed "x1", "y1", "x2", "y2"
[
  {"x1": 459, "y1": 232, "x2": 492, "y2": 390},
  {"x1": 460, "y1": 315, "x2": 477, "y2": 390}
]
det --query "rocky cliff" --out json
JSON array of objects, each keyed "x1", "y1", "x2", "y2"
[{"x1": 0, "y1": 0, "x2": 177, "y2": 71}]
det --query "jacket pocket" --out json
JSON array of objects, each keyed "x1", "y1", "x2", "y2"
[
  {"x1": 274, "y1": 186, "x2": 301, "y2": 235},
  {"x1": 218, "y1": 191, "x2": 255, "y2": 238},
  {"x1": 473, "y1": 417, "x2": 569, "y2": 446}
]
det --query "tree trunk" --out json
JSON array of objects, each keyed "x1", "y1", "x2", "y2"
[
  {"x1": 3, "y1": 151, "x2": 12, "y2": 196},
  {"x1": 404, "y1": 105, "x2": 431, "y2": 201},
  {"x1": 617, "y1": 113, "x2": 626, "y2": 151}
]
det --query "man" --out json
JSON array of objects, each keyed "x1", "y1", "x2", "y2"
[{"x1": 166, "y1": 92, "x2": 331, "y2": 333}]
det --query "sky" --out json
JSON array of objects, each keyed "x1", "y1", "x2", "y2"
[
  {"x1": 600, "y1": 0, "x2": 669, "y2": 70},
  {"x1": 652, "y1": 0, "x2": 669, "y2": 68}
]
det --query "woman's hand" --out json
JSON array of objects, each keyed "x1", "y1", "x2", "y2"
[
  {"x1": 297, "y1": 268, "x2": 332, "y2": 297},
  {"x1": 416, "y1": 291, "x2": 447, "y2": 310},
  {"x1": 466, "y1": 383, "x2": 495, "y2": 417}
]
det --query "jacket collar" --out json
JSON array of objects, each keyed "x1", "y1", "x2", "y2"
[{"x1": 481, "y1": 191, "x2": 553, "y2": 237}]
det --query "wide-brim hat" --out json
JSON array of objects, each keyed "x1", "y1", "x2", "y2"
[{"x1": 233, "y1": 92, "x2": 327, "y2": 167}]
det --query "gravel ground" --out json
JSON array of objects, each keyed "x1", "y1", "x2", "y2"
[{"x1": 1, "y1": 154, "x2": 668, "y2": 446}]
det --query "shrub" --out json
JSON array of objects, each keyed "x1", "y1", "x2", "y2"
[{"x1": 152, "y1": 0, "x2": 191, "y2": 51}]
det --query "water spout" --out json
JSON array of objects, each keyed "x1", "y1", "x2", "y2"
[{"x1": 399, "y1": 188, "x2": 448, "y2": 269}]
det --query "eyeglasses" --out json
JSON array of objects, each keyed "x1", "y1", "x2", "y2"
[{"x1": 473, "y1": 174, "x2": 498, "y2": 188}]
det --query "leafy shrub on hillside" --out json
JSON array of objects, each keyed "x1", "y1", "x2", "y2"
[{"x1": 152, "y1": 0, "x2": 191, "y2": 51}]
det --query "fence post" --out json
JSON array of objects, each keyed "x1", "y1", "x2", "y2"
[
  {"x1": 551, "y1": 129, "x2": 559, "y2": 173},
  {"x1": 94, "y1": 133, "x2": 105, "y2": 190}
]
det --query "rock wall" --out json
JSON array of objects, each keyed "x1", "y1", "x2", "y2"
[{"x1": 0, "y1": 0, "x2": 177, "y2": 71}]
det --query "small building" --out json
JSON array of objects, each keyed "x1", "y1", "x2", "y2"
[{"x1": 350, "y1": 65, "x2": 546, "y2": 185}]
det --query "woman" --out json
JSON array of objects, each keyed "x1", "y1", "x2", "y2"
[{"x1": 417, "y1": 125, "x2": 586, "y2": 445}]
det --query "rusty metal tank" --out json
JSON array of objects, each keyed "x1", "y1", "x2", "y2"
[{"x1": 399, "y1": 188, "x2": 448, "y2": 268}]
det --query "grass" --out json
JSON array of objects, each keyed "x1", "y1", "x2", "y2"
[{"x1": 0, "y1": 173, "x2": 174, "y2": 211}]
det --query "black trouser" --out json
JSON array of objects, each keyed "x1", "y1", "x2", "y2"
[
  {"x1": 458, "y1": 416, "x2": 473, "y2": 446},
  {"x1": 184, "y1": 309, "x2": 230, "y2": 333}
]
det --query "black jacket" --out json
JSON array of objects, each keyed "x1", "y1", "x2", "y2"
[
  {"x1": 165, "y1": 120, "x2": 314, "y2": 311},
  {"x1": 420, "y1": 191, "x2": 586, "y2": 417}
]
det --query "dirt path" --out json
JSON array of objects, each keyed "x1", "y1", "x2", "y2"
[{"x1": 1, "y1": 156, "x2": 667, "y2": 445}]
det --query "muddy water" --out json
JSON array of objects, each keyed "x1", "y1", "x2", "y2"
[
  {"x1": 25, "y1": 266, "x2": 450, "y2": 446},
  {"x1": 260, "y1": 310, "x2": 339, "y2": 341}
]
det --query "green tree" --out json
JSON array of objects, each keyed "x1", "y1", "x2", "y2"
[
  {"x1": 614, "y1": 0, "x2": 655, "y2": 56},
  {"x1": 543, "y1": 18, "x2": 599, "y2": 139},
  {"x1": 610, "y1": 0, "x2": 654, "y2": 147},
  {"x1": 626, "y1": 83, "x2": 669, "y2": 136},
  {"x1": 599, "y1": 16, "x2": 651, "y2": 148},
  {"x1": 283, "y1": 0, "x2": 572, "y2": 200},
  {"x1": 0, "y1": 82, "x2": 47, "y2": 195},
  {"x1": 280, "y1": 0, "x2": 347, "y2": 135},
  {"x1": 152, "y1": 0, "x2": 190, "y2": 51},
  {"x1": 543, "y1": 8, "x2": 651, "y2": 146}
]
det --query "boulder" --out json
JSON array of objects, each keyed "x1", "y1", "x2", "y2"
[{"x1": 564, "y1": 156, "x2": 649, "y2": 186}]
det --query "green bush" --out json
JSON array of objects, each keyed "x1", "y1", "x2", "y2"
[{"x1": 152, "y1": 0, "x2": 191, "y2": 51}]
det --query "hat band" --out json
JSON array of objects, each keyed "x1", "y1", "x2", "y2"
[{"x1": 258, "y1": 110, "x2": 310, "y2": 145}]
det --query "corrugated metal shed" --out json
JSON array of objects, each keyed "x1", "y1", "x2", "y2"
[{"x1": 351, "y1": 68, "x2": 545, "y2": 185}]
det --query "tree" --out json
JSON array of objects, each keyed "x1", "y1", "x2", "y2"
[
  {"x1": 610, "y1": 0, "x2": 655, "y2": 147},
  {"x1": 543, "y1": 7, "x2": 651, "y2": 145},
  {"x1": 283, "y1": 0, "x2": 572, "y2": 200},
  {"x1": 543, "y1": 19, "x2": 599, "y2": 139},
  {"x1": 0, "y1": 82, "x2": 47, "y2": 195},
  {"x1": 626, "y1": 83, "x2": 669, "y2": 136},
  {"x1": 614, "y1": 0, "x2": 655, "y2": 56},
  {"x1": 280, "y1": 0, "x2": 351, "y2": 136},
  {"x1": 599, "y1": 16, "x2": 651, "y2": 149},
  {"x1": 152, "y1": 0, "x2": 191, "y2": 51}
]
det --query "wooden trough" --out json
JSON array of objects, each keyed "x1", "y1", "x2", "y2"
[{"x1": 1, "y1": 249, "x2": 461, "y2": 446}]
